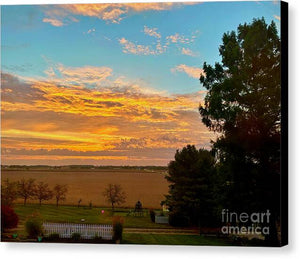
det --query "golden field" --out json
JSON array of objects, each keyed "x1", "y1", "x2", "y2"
[{"x1": 1, "y1": 169, "x2": 169, "y2": 208}]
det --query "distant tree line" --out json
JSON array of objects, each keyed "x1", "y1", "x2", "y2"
[
  {"x1": 1, "y1": 178, "x2": 68, "y2": 207},
  {"x1": 1, "y1": 165, "x2": 167, "y2": 171}
]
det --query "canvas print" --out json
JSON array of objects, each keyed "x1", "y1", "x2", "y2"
[{"x1": 1, "y1": 1, "x2": 288, "y2": 246}]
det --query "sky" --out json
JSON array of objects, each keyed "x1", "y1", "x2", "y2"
[{"x1": 1, "y1": 1, "x2": 281, "y2": 166}]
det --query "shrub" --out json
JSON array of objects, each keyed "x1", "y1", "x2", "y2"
[
  {"x1": 1, "y1": 205, "x2": 19, "y2": 231},
  {"x1": 25, "y1": 214, "x2": 43, "y2": 238},
  {"x1": 168, "y1": 212, "x2": 190, "y2": 227},
  {"x1": 93, "y1": 235, "x2": 102, "y2": 242},
  {"x1": 112, "y1": 216, "x2": 124, "y2": 242},
  {"x1": 45, "y1": 233, "x2": 60, "y2": 242},
  {"x1": 149, "y1": 210, "x2": 155, "y2": 222},
  {"x1": 71, "y1": 232, "x2": 81, "y2": 241}
]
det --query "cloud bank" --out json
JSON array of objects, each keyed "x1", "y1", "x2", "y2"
[{"x1": 1, "y1": 66, "x2": 213, "y2": 166}]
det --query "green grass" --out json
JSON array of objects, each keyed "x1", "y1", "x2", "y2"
[
  {"x1": 8, "y1": 204, "x2": 233, "y2": 246},
  {"x1": 122, "y1": 233, "x2": 230, "y2": 246},
  {"x1": 13, "y1": 204, "x2": 171, "y2": 229}
]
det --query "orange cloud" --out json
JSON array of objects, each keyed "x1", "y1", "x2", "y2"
[
  {"x1": 43, "y1": 2, "x2": 198, "y2": 25},
  {"x1": 171, "y1": 64, "x2": 205, "y2": 79},
  {"x1": 1, "y1": 70, "x2": 213, "y2": 165},
  {"x1": 44, "y1": 64, "x2": 113, "y2": 86}
]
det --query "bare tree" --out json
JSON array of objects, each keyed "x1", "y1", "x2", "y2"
[
  {"x1": 77, "y1": 198, "x2": 82, "y2": 208},
  {"x1": 34, "y1": 182, "x2": 53, "y2": 205},
  {"x1": 53, "y1": 184, "x2": 68, "y2": 207},
  {"x1": 103, "y1": 184, "x2": 126, "y2": 211},
  {"x1": 18, "y1": 178, "x2": 36, "y2": 205},
  {"x1": 1, "y1": 178, "x2": 18, "y2": 206}
]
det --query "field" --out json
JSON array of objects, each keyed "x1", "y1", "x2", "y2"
[
  {"x1": 1, "y1": 168, "x2": 169, "y2": 208},
  {"x1": 2, "y1": 168, "x2": 233, "y2": 246}
]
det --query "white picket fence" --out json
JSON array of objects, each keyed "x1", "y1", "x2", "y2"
[{"x1": 43, "y1": 223, "x2": 113, "y2": 240}]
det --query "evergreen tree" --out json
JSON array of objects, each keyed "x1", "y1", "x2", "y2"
[{"x1": 164, "y1": 145, "x2": 217, "y2": 227}]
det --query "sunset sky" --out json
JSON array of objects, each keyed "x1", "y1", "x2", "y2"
[{"x1": 1, "y1": 1, "x2": 280, "y2": 166}]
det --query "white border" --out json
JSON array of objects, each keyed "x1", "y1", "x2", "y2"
[{"x1": 1, "y1": 0, "x2": 299, "y2": 258}]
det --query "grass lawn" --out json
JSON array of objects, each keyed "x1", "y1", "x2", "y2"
[
  {"x1": 7, "y1": 204, "x2": 233, "y2": 246},
  {"x1": 13, "y1": 204, "x2": 171, "y2": 229},
  {"x1": 122, "y1": 233, "x2": 230, "y2": 246}
]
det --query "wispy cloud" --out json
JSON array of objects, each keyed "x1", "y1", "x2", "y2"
[
  {"x1": 86, "y1": 28, "x2": 96, "y2": 34},
  {"x1": 171, "y1": 64, "x2": 205, "y2": 79},
  {"x1": 181, "y1": 47, "x2": 198, "y2": 57},
  {"x1": 118, "y1": 37, "x2": 166, "y2": 55},
  {"x1": 119, "y1": 28, "x2": 199, "y2": 56},
  {"x1": 144, "y1": 26, "x2": 161, "y2": 39},
  {"x1": 166, "y1": 33, "x2": 195, "y2": 44},
  {"x1": 42, "y1": 18, "x2": 64, "y2": 27}
]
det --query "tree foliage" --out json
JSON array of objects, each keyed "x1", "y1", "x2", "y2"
[
  {"x1": 17, "y1": 178, "x2": 36, "y2": 205},
  {"x1": 1, "y1": 179, "x2": 18, "y2": 206},
  {"x1": 164, "y1": 145, "x2": 217, "y2": 227},
  {"x1": 199, "y1": 18, "x2": 281, "y2": 245},
  {"x1": 53, "y1": 184, "x2": 68, "y2": 207},
  {"x1": 34, "y1": 182, "x2": 53, "y2": 205},
  {"x1": 103, "y1": 184, "x2": 126, "y2": 211}
]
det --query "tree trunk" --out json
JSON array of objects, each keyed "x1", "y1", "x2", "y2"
[
  {"x1": 56, "y1": 199, "x2": 59, "y2": 207},
  {"x1": 24, "y1": 197, "x2": 27, "y2": 206},
  {"x1": 39, "y1": 199, "x2": 42, "y2": 206}
]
